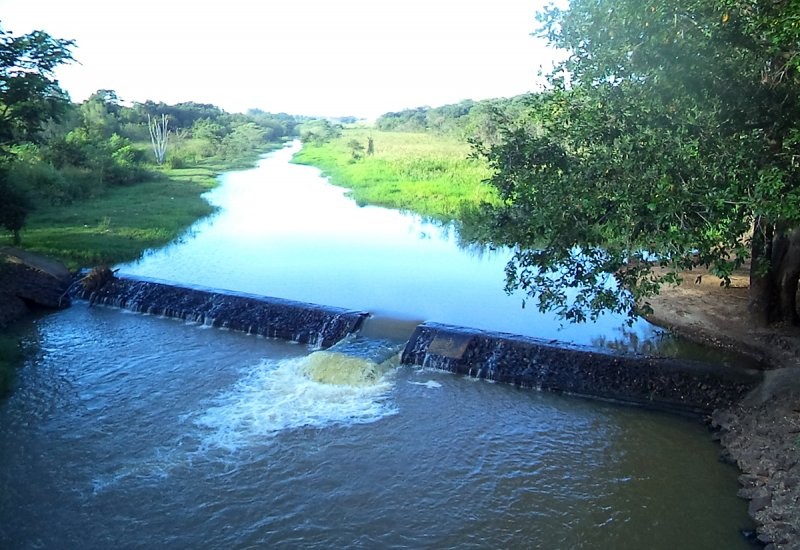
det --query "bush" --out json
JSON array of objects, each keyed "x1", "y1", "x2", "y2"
[
  {"x1": 7, "y1": 159, "x2": 104, "y2": 205},
  {"x1": 167, "y1": 154, "x2": 187, "y2": 169},
  {"x1": 8, "y1": 159, "x2": 67, "y2": 204},
  {"x1": 58, "y1": 165, "x2": 105, "y2": 199}
]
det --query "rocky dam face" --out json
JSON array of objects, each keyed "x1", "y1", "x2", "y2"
[{"x1": 68, "y1": 272, "x2": 762, "y2": 414}]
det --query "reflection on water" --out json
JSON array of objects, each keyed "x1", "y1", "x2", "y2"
[{"x1": 120, "y1": 141, "x2": 670, "y2": 350}]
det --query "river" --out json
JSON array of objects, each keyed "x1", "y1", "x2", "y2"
[{"x1": 0, "y1": 142, "x2": 753, "y2": 548}]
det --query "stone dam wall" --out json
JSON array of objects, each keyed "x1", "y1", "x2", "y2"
[
  {"x1": 73, "y1": 274, "x2": 369, "y2": 349},
  {"x1": 400, "y1": 322, "x2": 762, "y2": 414},
  {"x1": 70, "y1": 274, "x2": 762, "y2": 413}
]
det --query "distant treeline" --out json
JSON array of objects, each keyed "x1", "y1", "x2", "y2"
[{"x1": 374, "y1": 96, "x2": 531, "y2": 144}]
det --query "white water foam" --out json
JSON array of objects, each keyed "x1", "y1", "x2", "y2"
[
  {"x1": 408, "y1": 380, "x2": 443, "y2": 389},
  {"x1": 194, "y1": 355, "x2": 398, "y2": 452}
]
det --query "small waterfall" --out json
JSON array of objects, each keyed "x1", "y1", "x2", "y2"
[
  {"x1": 301, "y1": 351, "x2": 393, "y2": 386},
  {"x1": 401, "y1": 322, "x2": 762, "y2": 413},
  {"x1": 302, "y1": 334, "x2": 404, "y2": 386},
  {"x1": 72, "y1": 274, "x2": 368, "y2": 348},
  {"x1": 70, "y1": 273, "x2": 761, "y2": 414}
]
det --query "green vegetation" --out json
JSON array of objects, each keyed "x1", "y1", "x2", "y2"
[
  {"x1": 17, "y1": 148, "x2": 288, "y2": 269},
  {"x1": 296, "y1": 119, "x2": 343, "y2": 145},
  {"x1": 20, "y1": 166, "x2": 217, "y2": 268},
  {"x1": 293, "y1": 129, "x2": 496, "y2": 221},
  {"x1": 473, "y1": 0, "x2": 800, "y2": 325},
  {"x1": 0, "y1": 24, "x2": 299, "y2": 268},
  {"x1": 0, "y1": 24, "x2": 301, "y2": 394},
  {"x1": 12, "y1": 143, "x2": 290, "y2": 269},
  {"x1": 375, "y1": 97, "x2": 528, "y2": 145}
]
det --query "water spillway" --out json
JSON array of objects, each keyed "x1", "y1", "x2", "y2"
[
  {"x1": 73, "y1": 273, "x2": 368, "y2": 348},
  {"x1": 401, "y1": 322, "x2": 761, "y2": 414},
  {"x1": 74, "y1": 274, "x2": 760, "y2": 414}
]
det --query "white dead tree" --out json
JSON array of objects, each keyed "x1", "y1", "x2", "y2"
[{"x1": 148, "y1": 113, "x2": 169, "y2": 165}]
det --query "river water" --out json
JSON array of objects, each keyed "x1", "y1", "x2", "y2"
[
  {"x1": 120, "y1": 142, "x2": 669, "y2": 349},
  {"x1": 0, "y1": 142, "x2": 754, "y2": 548}
]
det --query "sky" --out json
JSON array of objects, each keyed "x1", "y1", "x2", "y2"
[{"x1": 0, "y1": 0, "x2": 561, "y2": 119}]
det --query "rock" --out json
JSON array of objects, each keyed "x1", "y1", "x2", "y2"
[
  {"x1": 0, "y1": 293, "x2": 29, "y2": 327},
  {"x1": 748, "y1": 493, "x2": 772, "y2": 516},
  {"x1": 0, "y1": 247, "x2": 73, "y2": 326},
  {"x1": 719, "y1": 449, "x2": 737, "y2": 465},
  {"x1": 759, "y1": 533, "x2": 774, "y2": 546}
]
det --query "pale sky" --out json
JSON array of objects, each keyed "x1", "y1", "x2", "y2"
[{"x1": 0, "y1": 0, "x2": 560, "y2": 118}]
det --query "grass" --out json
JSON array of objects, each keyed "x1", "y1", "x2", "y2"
[
  {"x1": 2, "y1": 146, "x2": 277, "y2": 270},
  {"x1": 292, "y1": 129, "x2": 497, "y2": 222}
]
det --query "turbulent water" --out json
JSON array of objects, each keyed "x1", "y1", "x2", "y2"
[
  {"x1": 0, "y1": 142, "x2": 755, "y2": 548},
  {"x1": 1, "y1": 306, "x2": 752, "y2": 548}
]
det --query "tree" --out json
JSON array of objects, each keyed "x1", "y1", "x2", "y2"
[
  {"x1": 148, "y1": 113, "x2": 169, "y2": 165},
  {"x1": 0, "y1": 25, "x2": 74, "y2": 242},
  {"x1": 347, "y1": 138, "x2": 365, "y2": 160},
  {"x1": 477, "y1": 0, "x2": 800, "y2": 325},
  {"x1": 297, "y1": 119, "x2": 342, "y2": 144},
  {"x1": 0, "y1": 167, "x2": 31, "y2": 245},
  {"x1": 80, "y1": 90, "x2": 121, "y2": 140},
  {"x1": 219, "y1": 121, "x2": 264, "y2": 158},
  {"x1": 0, "y1": 27, "x2": 74, "y2": 152}
]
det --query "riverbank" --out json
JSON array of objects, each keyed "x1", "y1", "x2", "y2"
[
  {"x1": 645, "y1": 269, "x2": 800, "y2": 549},
  {"x1": 291, "y1": 129, "x2": 496, "y2": 221},
  {"x1": 0, "y1": 146, "x2": 282, "y2": 393},
  {"x1": 10, "y1": 146, "x2": 280, "y2": 270}
]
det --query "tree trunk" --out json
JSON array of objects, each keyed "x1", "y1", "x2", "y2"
[
  {"x1": 748, "y1": 217, "x2": 777, "y2": 325},
  {"x1": 749, "y1": 218, "x2": 800, "y2": 325},
  {"x1": 774, "y1": 228, "x2": 800, "y2": 325}
]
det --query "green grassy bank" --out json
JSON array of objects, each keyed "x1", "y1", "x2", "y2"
[
  {"x1": 6, "y1": 147, "x2": 278, "y2": 270},
  {"x1": 292, "y1": 129, "x2": 496, "y2": 221}
]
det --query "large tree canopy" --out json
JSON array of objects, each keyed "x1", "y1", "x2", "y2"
[
  {"x1": 0, "y1": 26, "x2": 74, "y2": 243},
  {"x1": 477, "y1": 0, "x2": 800, "y2": 325}
]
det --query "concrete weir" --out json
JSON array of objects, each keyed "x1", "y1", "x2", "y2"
[
  {"x1": 74, "y1": 274, "x2": 762, "y2": 413},
  {"x1": 74, "y1": 274, "x2": 368, "y2": 348},
  {"x1": 401, "y1": 322, "x2": 762, "y2": 414}
]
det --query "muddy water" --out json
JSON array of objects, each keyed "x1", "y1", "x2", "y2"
[{"x1": 0, "y1": 306, "x2": 752, "y2": 548}]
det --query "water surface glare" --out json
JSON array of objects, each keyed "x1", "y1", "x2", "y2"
[
  {"x1": 0, "y1": 306, "x2": 752, "y2": 548},
  {"x1": 120, "y1": 141, "x2": 663, "y2": 348}
]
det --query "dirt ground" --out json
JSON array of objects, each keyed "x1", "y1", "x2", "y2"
[{"x1": 644, "y1": 268, "x2": 800, "y2": 549}]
